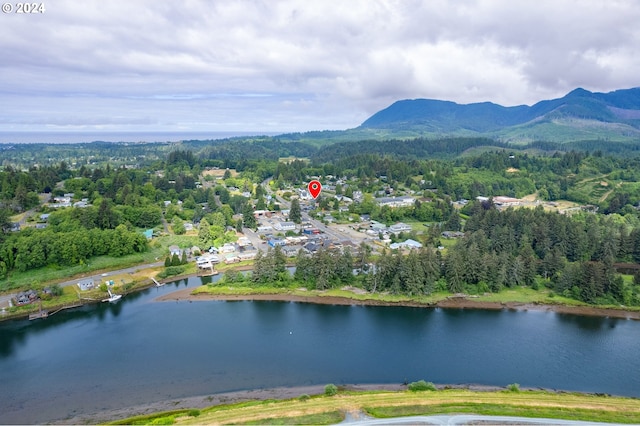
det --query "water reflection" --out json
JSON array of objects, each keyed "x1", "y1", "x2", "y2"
[
  {"x1": 1, "y1": 277, "x2": 640, "y2": 424},
  {"x1": 555, "y1": 312, "x2": 618, "y2": 331},
  {"x1": 0, "y1": 276, "x2": 206, "y2": 358}
]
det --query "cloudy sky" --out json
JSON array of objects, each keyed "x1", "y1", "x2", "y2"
[{"x1": 1, "y1": 0, "x2": 639, "y2": 136}]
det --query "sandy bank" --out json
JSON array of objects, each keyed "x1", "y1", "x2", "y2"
[{"x1": 156, "y1": 287, "x2": 640, "y2": 320}]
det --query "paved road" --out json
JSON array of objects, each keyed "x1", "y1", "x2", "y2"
[
  {"x1": 339, "y1": 413, "x2": 626, "y2": 425},
  {"x1": 261, "y1": 178, "x2": 375, "y2": 250}
]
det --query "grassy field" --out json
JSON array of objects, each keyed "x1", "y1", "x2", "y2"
[
  {"x1": 0, "y1": 234, "x2": 199, "y2": 292},
  {"x1": 193, "y1": 282, "x2": 569, "y2": 306},
  {"x1": 112, "y1": 389, "x2": 640, "y2": 425},
  {"x1": 193, "y1": 282, "x2": 451, "y2": 305}
]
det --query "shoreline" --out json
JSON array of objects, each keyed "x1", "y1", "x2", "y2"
[
  {"x1": 156, "y1": 286, "x2": 640, "y2": 320},
  {"x1": 54, "y1": 384, "x2": 407, "y2": 425},
  {"x1": 54, "y1": 382, "x2": 597, "y2": 425},
  {"x1": 5, "y1": 261, "x2": 640, "y2": 322}
]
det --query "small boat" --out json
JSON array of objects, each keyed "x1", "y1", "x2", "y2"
[
  {"x1": 152, "y1": 277, "x2": 164, "y2": 287},
  {"x1": 106, "y1": 287, "x2": 122, "y2": 303}
]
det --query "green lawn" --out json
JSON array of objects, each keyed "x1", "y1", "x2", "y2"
[
  {"x1": 112, "y1": 389, "x2": 640, "y2": 425},
  {"x1": 0, "y1": 234, "x2": 199, "y2": 292}
]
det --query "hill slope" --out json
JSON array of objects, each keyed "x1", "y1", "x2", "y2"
[{"x1": 359, "y1": 87, "x2": 640, "y2": 143}]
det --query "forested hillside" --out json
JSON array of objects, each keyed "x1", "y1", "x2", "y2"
[{"x1": 359, "y1": 87, "x2": 640, "y2": 143}]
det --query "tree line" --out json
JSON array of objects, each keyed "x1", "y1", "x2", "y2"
[{"x1": 219, "y1": 203, "x2": 640, "y2": 306}]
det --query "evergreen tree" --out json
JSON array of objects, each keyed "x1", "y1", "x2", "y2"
[
  {"x1": 242, "y1": 204, "x2": 257, "y2": 229},
  {"x1": 444, "y1": 212, "x2": 461, "y2": 231},
  {"x1": 294, "y1": 249, "x2": 314, "y2": 286},
  {"x1": 289, "y1": 197, "x2": 302, "y2": 224},
  {"x1": 272, "y1": 245, "x2": 287, "y2": 276},
  {"x1": 198, "y1": 218, "x2": 211, "y2": 247},
  {"x1": 97, "y1": 199, "x2": 118, "y2": 229},
  {"x1": 336, "y1": 248, "x2": 354, "y2": 284},
  {"x1": 356, "y1": 241, "x2": 372, "y2": 271},
  {"x1": 445, "y1": 249, "x2": 465, "y2": 293}
]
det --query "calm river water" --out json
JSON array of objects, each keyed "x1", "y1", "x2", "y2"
[{"x1": 1, "y1": 275, "x2": 639, "y2": 423}]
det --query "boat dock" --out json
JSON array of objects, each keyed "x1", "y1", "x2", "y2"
[
  {"x1": 29, "y1": 310, "x2": 49, "y2": 320},
  {"x1": 29, "y1": 303, "x2": 84, "y2": 320}
]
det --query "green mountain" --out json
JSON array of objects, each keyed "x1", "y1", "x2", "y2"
[{"x1": 359, "y1": 87, "x2": 640, "y2": 143}]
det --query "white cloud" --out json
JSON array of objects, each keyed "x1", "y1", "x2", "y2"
[{"x1": 0, "y1": 0, "x2": 638, "y2": 133}]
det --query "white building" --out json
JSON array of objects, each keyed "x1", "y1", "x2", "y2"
[
  {"x1": 275, "y1": 222, "x2": 296, "y2": 231},
  {"x1": 389, "y1": 239, "x2": 423, "y2": 250},
  {"x1": 237, "y1": 236, "x2": 251, "y2": 247},
  {"x1": 196, "y1": 254, "x2": 220, "y2": 269},
  {"x1": 493, "y1": 196, "x2": 521, "y2": 207},
  {"x1": 219, "y1": 243, "x2": 237, "y2": 253},
  {"x1": 389, "y1": 222, "x2": 412, "y2": 234},
  {"x1": 375, "y1": 196, "x2": 415, "y2": 208}
]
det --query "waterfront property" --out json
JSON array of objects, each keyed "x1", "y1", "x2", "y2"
[{"x1": 77, "y1": 279, "x2": 95, "y2": 291}]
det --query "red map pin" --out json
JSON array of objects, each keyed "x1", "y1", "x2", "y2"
[{"x1": 308, "y1": 180, "x2": 322, "y2": 199}]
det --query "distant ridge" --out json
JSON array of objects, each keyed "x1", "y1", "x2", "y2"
[{"x1": 359, "y1": 87, "x2": 640, "y2": 143}]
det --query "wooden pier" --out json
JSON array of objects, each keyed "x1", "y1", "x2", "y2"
[{"x1": 29, "y1": 303, "x2": 84, "y2": 320}]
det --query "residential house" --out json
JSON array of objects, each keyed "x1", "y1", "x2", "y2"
[
  {"x1": 303, "y1": 241, "x2": 321, "y2": 253},
  {"x1": 323, "y1": 215, "x2": 335, "y2": 223},
  {"x1": 389, "y1": 222, "x2": 412, "y2": 234},
  {"x1": 390, "y1": 239, "x2": 423, "y2": 250},
  {"x1": 196, "y1": 254, "x2": 220, "y2": 269},
  {"x1": 77, "y1": 279, "x2": 95, "y2": 291},
  {"x1": 219, "y1": 243, "x2": 237, "y2": 253},
  {"x1": 238, "y1": 251, "x2": 258, "y2": 261},
  {"x1": 168, "y1": 245, "x2": 182, "y2": 256},
  {"x1": 49, "y1": 196, "x2": 72, "y2": 208},
  {"x1": 14, "y1": 290, "x2": 38, "y2": 305},
  {"x1": 493, "y1": 196, "x2": 521, "y2": 207},
  {"x1": 285, "y1": 235, "x2": 307, "y2": 244},
  {"x1": 375, "y1": 196, "x2": 415, "y2": 208},
  {"x1": 282, "y1": 246, "x2": 300, "y2": 257},
  {"x1": 442, "y1": 231, "x2": 465, "y2": 238},
  {"x1": 223, "y1": 253, "x2": 240, "y2": 264},
  {"x1": 370, "y1": 221, "x2": 387, "y2": 232},
  {"x1": 237, "y1": 236, "x2": 252, "y2": 247},
  {"x1": 268, "y1": 238, "x2": 286, "y2": 247}
]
